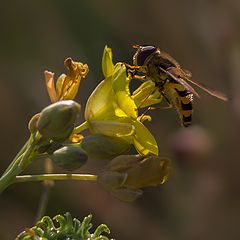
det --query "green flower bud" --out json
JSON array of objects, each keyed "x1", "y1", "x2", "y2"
[
  {"x1": 37, "y1": 138, "x2": 51, "y2": 154},
  {"x1": 37, "y1": 100, "x2": 80, "y2": 142},
  {"x1": 36, "y1": 138, "x2": 63, "y2": 154},
  {"x1": 51, "y1": 145, "x2": 87, "y2": 171},
  {"x1": 46, "y1": 141, "x2": 64, "y2": 155},
  {"x1": 81, "y1": 134, "x2": 130, "y2": 161}
]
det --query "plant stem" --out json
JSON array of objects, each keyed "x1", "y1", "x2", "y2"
[
  {"x1": 35, "y1": 183, "x2": 52, "y2": 221},
  {"x1": 0, "y1": 133, "x2": 40, "y2": 193},
  {"x1": 2, "y1": 138, "x2": 30, "y2": 176},
  {"x1": 73, "y1": 121, "x2": 89, "y2": 134},
  {"x1": 35, "y1": 158, "x2": 54, "y2": 221},
  {"x1": 15, "y1": 173, "x2": 97, "y2": 183}
]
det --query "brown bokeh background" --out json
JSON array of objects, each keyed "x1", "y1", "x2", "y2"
[{"x1": 0, "y1": 1, "x2": 239, "y2": 239}]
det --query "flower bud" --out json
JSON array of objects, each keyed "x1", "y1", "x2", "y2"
[
  {"x1": 37, "y1": 138, "x2": 51, "y2": 154},
  {"x1": 81, "y1": 134, "x2": 130, "y2": 161},
  {"x1": 36, "y1": 138, "x2": 63, "y2": 154},
  {"x1": 51, "y1": 145, "x2": 87, "y2": 171},
  {"x1": 46, "y1": 141, "x2": 64, "y2": 155},
  {"x1": 37, "y1": 100, "x2": 80, "y2": 142}
]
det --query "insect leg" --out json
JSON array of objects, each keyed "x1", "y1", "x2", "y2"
[
  {"x1": 138, "y1": 96, "x2": 173, "y2": 121},
  {"x1": 124, "y1": 62, "x2": 141, "y2": 70},
  {"x1": 133, "y1": 75, "x2": 146, "y2": 81}
]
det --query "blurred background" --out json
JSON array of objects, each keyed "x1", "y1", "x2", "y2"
[{"x1": 0, "y1": 0, "x2": 239, "y2": 239}]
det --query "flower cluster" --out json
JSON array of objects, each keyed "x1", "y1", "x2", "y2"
[
  {"x1": 0, "y1": 46, "x2": 170, "y2": 201},
  {"x1": 26, "y1": 46, "x2": 169, "y2": 201}
]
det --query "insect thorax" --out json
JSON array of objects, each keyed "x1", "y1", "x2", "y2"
[{"x1": 143, "y1": 51, "x2": 176, "y2": 87}]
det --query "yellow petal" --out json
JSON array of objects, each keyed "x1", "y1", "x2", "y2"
[
  {"x1": 114, "y1": 104, "x2": 128, "y2": 118},
  {"x1": 59, "y1": 78, "x2": 81, "y2": 100},
  {"x1": 58, "y1": 58, "x2": 89, "y2": 100},
  {"x1": 85, "y1": 77, "x2": 115, "y2": 121},
  {"x1": 102, "y1": 46, "x2": 114, "y2": 78},
  {"x1": 132, "y1": 80, "x2": 163, "y2": 108},
  {"x1": 56, "y1": 74, "x2": 66, "y2": 97},
  {"x1": 85, "y1": 73, "x2": 136, "y2": 139},
  {"x1": 132, "y1": 120, "x2": 159, "y2": 156},
  {"x1": 44, "y1": 71, "x2": 58, "y2": 102},
  {"x1": 112, "y1": 63, "x2": 138, "y2": 118},
  {"x1": 89, "y1": 120, "x2": 134, "y2": 137}
]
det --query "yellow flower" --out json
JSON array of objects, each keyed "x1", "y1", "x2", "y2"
[
  {"x1": 44, "y1": 58, "x2": 89, "y2": 103},
  {"x1": 84, "y1": 46, "x2": 158, "y2": 156}
]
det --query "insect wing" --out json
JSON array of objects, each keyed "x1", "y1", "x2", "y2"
[
  {"x1": 166, "y1": 67, "x2": 228, "y2": 101},
  {"x1": 182, "y1": 77, "x2": 228, "y2": 101},
  {"x1": 158, "y1": 66, "x2": 200, "y2": 98},
  {"x1": 171, "y1": 77, "x2": 200, "y2": 98}
]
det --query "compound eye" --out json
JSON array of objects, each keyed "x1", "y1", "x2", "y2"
[{"x1": 135, "y1": 46, "x2": 156, "y2": 66}]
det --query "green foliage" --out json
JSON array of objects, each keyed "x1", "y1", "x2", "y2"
[{"x1": 16, "y1": 212, "x2": 110, "y2": 240}]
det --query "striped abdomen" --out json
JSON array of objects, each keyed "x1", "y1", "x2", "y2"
[{"x1": 164, "y1": 82, "x2": 193, "y2": 127}]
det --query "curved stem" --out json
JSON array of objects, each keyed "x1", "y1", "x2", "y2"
[
  {"x1": 0, "y1": 133, "x2": 40, "y2": 193},
  {"x1": 15, "y1": 173, "x2": 97, "y2": 183},
  {"x1": 2, "y1": 138, "x2": 30, "y2": 176},
  {"x1": 73, "y1": 121, "x2": 89, "y2": 134}
]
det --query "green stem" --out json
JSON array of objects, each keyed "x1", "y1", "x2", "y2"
[
  {"x1": 15, "y1": 173, "x2": 97, "y2": 183},
  {"x1": 0, "y1": 133, "x2": 40, "y2": 193},
  {"x1": 35, "y1": 158, "x2": 54, "y2": 221},
  {"x1": 2, "y1": 138, "x2": 30, "y2": 176},
  {"x1": 73, "y1": 121, "x2": 89, "y2": 134},
  {"x1": 35, "y1": 183, "x2": 52, "y2": 221}
]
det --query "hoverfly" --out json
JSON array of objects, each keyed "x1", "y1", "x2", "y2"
[{"x1": 126, "y1": 45, "x2": 228, "y2": 127}]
